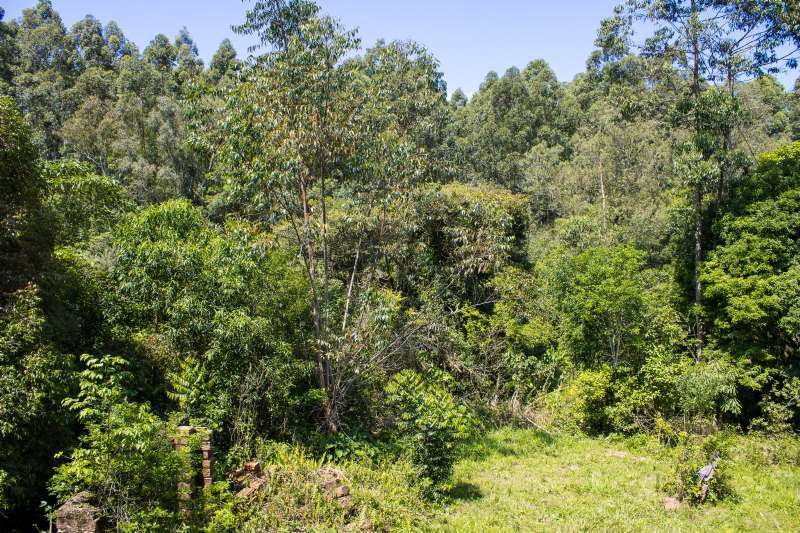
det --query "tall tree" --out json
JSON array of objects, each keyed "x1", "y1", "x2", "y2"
[
  {"x1": 0, "y1": 8, "x2": 17, "y2": 87},
  {"x1": 218, "y1": 11, "x2": 363, "y2": 432},
  {"x1": 103, "y1": 20, "x2": 136, "y2": 65},
  {"x1": 143, "y1": 33, "x2": 177, "y2": 69},
  {"x1": 208, "y1": 38, "x2": 239, "y2": 83},
  {"x1": 69, "y1": 15, "x2": 109, "y2": 69},
  {"x1": 235, "y1": 0, "x2": 320, "y2": 52},
  {"x1": 627, "y1": 0, "x2": 800, "y2": 356}
]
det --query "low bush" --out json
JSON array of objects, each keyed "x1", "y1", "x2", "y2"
[
  {"x1": 664, "y1": 434, "x2": 733, "y2": 504},
  {"x1": 544, "y1": 367, "x2": 614, "y2": 434},
  {"x1": 384, "y1": 370, "x2": 475, "y2": 491},
  {"x1": 215, "y1": 441, "x2": 427, "y2": 531}
]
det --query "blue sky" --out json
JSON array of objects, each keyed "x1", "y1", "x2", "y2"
[{"x1": 2, "y1": 0, "x2": 621, "y2": 95}]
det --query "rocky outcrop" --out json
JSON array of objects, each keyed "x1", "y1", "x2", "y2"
[
  {"x1": 231, "y1": 461, "x2": 269, "y2": 500},
  {"x1": 318, "y1": 466, "x2": 354, "y2": 511},
  {"x1": 55, "y1": 491, "x2": 103, "y2": 533}
]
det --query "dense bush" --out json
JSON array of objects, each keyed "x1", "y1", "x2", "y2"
[
  {"x1": 664, "y1": 434, "x2": 733, "y2": 505},
  {"x1": 0, "y1": 285, "x2": 73, "y2": 516},
  {"x1": 211, "y1": 441, "x2": 427, "y2": 531},
  {"x1": 51, "y1": 354, "x2": 183, "y2": 530},
  {"x1": 384, "y1": 370, "x2": 474, "y2": 490},
  {"x1": 109, "y1": 200, "x2": 311, "y2": 443}
]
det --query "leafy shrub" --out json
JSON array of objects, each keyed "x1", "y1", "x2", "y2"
[
  {"x1": 43, "y1": 160, "x2": 132, "y2": 246},
  {"x1": 664, "y1": 434, "x2": 733, "y2": 504},
  {"x1": 50, "y1": 354, "x2": 184, "y2": 530},
  {"x1": 751, "y1": 376, "x2": 800, "y2": 433},
  {"x1": 676, "y1": 356, "x2": 742, "y2": 424},
  {"x1": 110, "y1": 200, "x2": 310, "y2": 440},
  {"x1": 384, "y1": 370, "x2": 474, "y2": 490},
  {"x1": 654, "y1": 417, "x2": 687, "y2": 447},
  {"x1": 556, "y1": 245, "x2": 649, "y2": 369},
  {"x1": 547, "y1": 367, "x2": 614, "y2": 434},
  {"x1": 318, "y1": 431, "x2": 382, "y2": 463},
  {"x1": 220, "y1": 441, "x2": 427, "y2": 532}
]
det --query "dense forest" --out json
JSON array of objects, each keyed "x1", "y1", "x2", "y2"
[{"x1": 2, "y1": 0, "x2": 800, "y2": 530}]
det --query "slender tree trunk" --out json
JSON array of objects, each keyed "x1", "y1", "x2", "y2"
[
  {"x1": 317, "y1": 83, "x2": 338, "y2": 433},
  {"x1": 691, "y1": 0, "x2": 701, "y2": 98},
  {"x1": 342, "y1": 238, "x2": 362, "y2": 333},
  {"x1": 599, "y1": 158, "x2": 608, "y2": 239},
  {"x1": 691, "y1": 0, "x2": 704, "y2": 360},
  {"x1": 693, "y1": 184, "x2": 704, "y2": 360},
  {"x1": 320, "y1": 188, "x2": 337, "y2": 433}
]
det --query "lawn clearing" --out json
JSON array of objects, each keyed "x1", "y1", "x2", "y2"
[{"x1": 432, "y1": 428, "x2": 800, "y2": 532}]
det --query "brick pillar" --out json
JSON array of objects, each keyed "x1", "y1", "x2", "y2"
[
  {"x1": 200, "y1": 431, "x2": 214, "y2": 489},
  {"x1": 171, "y1": 425, "x2": 214, "y2": 517},
  {"x1": 173, "y1": 425, "x2": 196, "y2": 517}
]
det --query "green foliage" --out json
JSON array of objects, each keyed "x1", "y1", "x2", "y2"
[
  {"x1": 62, "y1": 353, "x2": 132, "y2": 421},
  {"x1": 0, "y1": 94, "x2": 41, "y2": 233},
  {"x1": 52, "y1": 354, "x2": 183, "y2": 530},
  {"x1": 167, "y1": 355, "x2": 218, "y2": 422},
  {"x1": 214, "y1": 440, "x2": 427, "y2": 531},
  {"x1": 0, "y1": 94, "x2": 51, "y2": 294},
  {"x1": 384, "y1": 370, "x2": 474, "y2": 490},
  {"x1": 0, "y1": 285, "x2": 73, "y2": 514},
  {"x1": 451, "y1": 59, "x2": 574, "y2": 190},
  {"x1": 547, "y1": 367, "x2": 614, "y2": 433},
  {"x1": 733, "y1": 141, "x2": 800, "y2": 209},
  {"x1": 676, "y1": 356, "x2": 741, "y2": 420},
  {"x1": 377, "y1": 182, "x2": 528, "y2": 304},
  {"x1": 110, "y1": 200, "x2": 309, "y2": 439},
  {"x1": 557, "y1": 245, "x2": 649, "y2": 368},
  {"x1": 3, "y1": 0, "x2": 800, "y2": 528},
  {"x1": 44, "y1": 160, "x2": 132, "y2": 246},
  {"x1": 665, "y1": 434, "x2": 733, "y2": 505},
  {"x1": 703, "y1": 142, "x2": 800, "y2": 429}
]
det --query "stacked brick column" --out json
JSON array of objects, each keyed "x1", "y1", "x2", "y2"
[
  {"x1": 173, "y1": 426, "x2": 196, "y2": 517},
  {"x1": 171, "y1": 425, "x2": 214, "y2": 517},
  {"x1": 200, "y1": 432, "x2": 213, "y2": 489}
]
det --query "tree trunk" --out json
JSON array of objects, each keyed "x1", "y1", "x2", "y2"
[
  {"x1": 694, "y1": 183, "x2": 704, "y2": 360},
  {"x1": 691, "y1": 0, "x2": 704, "y2": 360},
  {"x1": 599, "y1": 158, "x2": 608, "y2": 239}
]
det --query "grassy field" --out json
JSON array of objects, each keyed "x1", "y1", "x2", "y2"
[{"x1": 431, "y1": 427, "x2": 800, "y2": 532}]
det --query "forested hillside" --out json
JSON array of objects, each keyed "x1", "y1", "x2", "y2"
[{"x1": 1, "y1": 0, "x2": 800, "y2": 530}]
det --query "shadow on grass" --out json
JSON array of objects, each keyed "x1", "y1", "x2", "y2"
[
  {"x1": 464, "y1": 427, "x2": 557, "y2": 461},
  {"x1": 446, "y1": 482, "x2": 483, "y2": 502}
]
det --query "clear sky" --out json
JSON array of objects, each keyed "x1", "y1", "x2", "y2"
[{"x1": 2, "y1": 0, "x2": 621, "y2": 95}]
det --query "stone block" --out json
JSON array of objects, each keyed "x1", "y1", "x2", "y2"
[{"x1": 56, "y1": 492, "x2": 103, "y2": 533}]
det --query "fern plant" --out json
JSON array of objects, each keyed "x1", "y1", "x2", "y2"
[{"x1": 167, "y1": 356, "x2": 216, "y2": 424}]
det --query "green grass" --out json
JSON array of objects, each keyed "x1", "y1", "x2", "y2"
[{"x1": 431, "y1": 427, "x2": 800, "y2": 532}]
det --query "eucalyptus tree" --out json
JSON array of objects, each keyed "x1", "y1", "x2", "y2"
[
  {"x1": 69, "y1": 15, "x2": 109, "y2": 69},
  {"x1": 453, "y1": 60, "x2": 570, "y2": 191},
  {"x1": 174, "y1": 27, "x2": 204, "y2": 82},
  {"x1": 103, "y1": 21, "x2": 137, "y2": 66},
  {"x1": 208, "y1": 38, "x2": 240, "y2": 83},
  {"x1": 235, "y1": 0, "x2": 320, "y2": 53},
  {"x1": 143, "y1": 33, "x2": 177, "y2": 69},
  {"x1": 217, "y1": 7, "x2": 368, "y2": 432},
  {"x1": 0, "y1": 8, "x2": 16, "y2": 87},
  {"x1": 352, "y1": 39, "x2": 453, "y2": 180},
  {"x1": 11, "y1": 0, "x2": 79, "y2": 156},
  {"x1": 624, "y1": 0, "x2": 800, "y2": 356}
]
